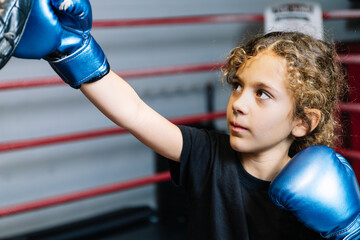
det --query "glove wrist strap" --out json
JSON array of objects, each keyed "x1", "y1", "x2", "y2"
[
  {"x1": 324, "y1": 213, "x2": 360, "y2": 240},
  {"x1": 47, "y1": 36, "x2": 110, "y2": 89}
]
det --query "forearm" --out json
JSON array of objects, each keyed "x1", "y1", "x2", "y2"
[
  {"x1": 80, "y1": 70, "x2": 143, "y2": 130},
  {"x1": 80, "y1": 70, "x2": 183, "y2": 162}
]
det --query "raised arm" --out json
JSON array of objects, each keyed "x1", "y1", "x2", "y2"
[
  {"x1": 81, "y1": 71, "x2": 183, "y2": 162},
  {"x1": 14, "y1": 0, "x2": 183, "y2": 162}
]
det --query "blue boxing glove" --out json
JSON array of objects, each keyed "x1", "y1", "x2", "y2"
[
  {"x1": 14, "y1": 0, "x2": 109, "y2": 88},
  {"x1": 269, "y1": 146, "x2": 360, "y2": 239}
]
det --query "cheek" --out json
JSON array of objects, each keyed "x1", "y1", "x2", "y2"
[{"x1": 255, "y1": 108, "x2": 294, "y2": 134}]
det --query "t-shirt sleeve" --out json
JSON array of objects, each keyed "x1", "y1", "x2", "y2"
[{"x1": 169, "y1": 125, "x2": 213, "y2": 191}]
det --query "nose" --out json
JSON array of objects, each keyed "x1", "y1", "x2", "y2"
[{"x1": 231, "y1": 91, "x2": 250, "y2": 115}]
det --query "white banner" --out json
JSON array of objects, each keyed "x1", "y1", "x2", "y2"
[{"x1": 264, "y1": 3, "x2": 323, "y2": 40}]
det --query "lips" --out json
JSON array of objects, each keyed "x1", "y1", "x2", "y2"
[{"x1": 230, "y1": 121, "x2": 248, "y2": 133}]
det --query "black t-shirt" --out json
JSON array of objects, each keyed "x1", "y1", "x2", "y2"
[{"x1": 169, "y1": 126, "x2": 323, "y2": 240}]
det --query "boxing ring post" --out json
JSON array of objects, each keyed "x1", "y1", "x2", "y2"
[{"x1": 345, "y1": 44, "x2": 360, "y2": 179}]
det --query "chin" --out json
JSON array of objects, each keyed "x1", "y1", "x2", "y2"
[
  {"x1": 229, "y1": 136, "x2": 248, "y2": 153},
  {"x1": 229, "y1": 135, "x2": 264, "y2": 154}
]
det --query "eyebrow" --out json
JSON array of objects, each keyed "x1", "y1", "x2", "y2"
[
  {"x1": 234, "y1": 75, "x2": 281, "y2": 95},
  {"x1": 231, "y1": 75, "x2": 241, "y2": 82},
  {"x1": 255, "y1": 82, "x2": 280, "y2": 95}
]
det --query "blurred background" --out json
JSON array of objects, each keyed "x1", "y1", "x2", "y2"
[{"x1": 0, "y1": 0, "x2": 359, "y2": 239}]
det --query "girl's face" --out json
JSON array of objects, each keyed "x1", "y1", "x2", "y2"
[{"x1": 227, "y1": 50, "x2": 298, "y2": 155}]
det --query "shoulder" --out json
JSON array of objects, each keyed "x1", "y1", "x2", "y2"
[
  {"x1": 179, "y1": 125, "x2": 229, "y2": 145},
  {"x1": 179, "y1": 125, "x2": 233, "y2": 163}
]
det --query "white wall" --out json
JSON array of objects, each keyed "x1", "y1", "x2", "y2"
[{"x1": 0, "y1": 0, "x2": 358, "y2": 237}]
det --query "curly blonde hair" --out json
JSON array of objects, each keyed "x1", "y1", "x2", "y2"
[{"x1": 223, "y1": 32, "x2": 346, "y2": 155}]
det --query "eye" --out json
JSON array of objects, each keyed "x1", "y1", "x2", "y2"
[
  {"x1": 256, "y1": 89, "x2": 272, "y2": 99},
  {"x1": 231, "y1": 82, "x2": 242, "y2": 91}
]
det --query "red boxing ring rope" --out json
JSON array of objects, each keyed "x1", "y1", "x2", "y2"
[
  {"x1": 338, "y1": 102, "x2": 360, "y2": 114},
  {"x1": 93, "y1": 14, "x2": 264, "y2": 28},
  {"x1": 0, "y1": 111, "x2": 227, "y2": 152},
  {"x1": 0, "y1": 171, "x2": 171, "y2": 217},
  {"x1": 0, "y1": 107, "x2": 359, "y2": 159},
  {"x1": 0, "y1": 53, "x2": 359, "y2": 91},
  {"x1": 323, "y1": 9, "x2": 360, "y2": 20},
  {"x1": 91, "y1": 10, "x2": 360, "y2": 28},
  {"x1": 0, "y1": 62, "x2": 225, "y2": 90},
  {"x1": 1, "y1": 106, "x2": 359, "y2": 153}
]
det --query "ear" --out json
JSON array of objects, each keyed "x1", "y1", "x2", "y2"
[{"x1": 292, "y1": 109, "x2": 321, "y2": 137}]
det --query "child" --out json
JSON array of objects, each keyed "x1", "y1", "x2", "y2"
[{"x1": 13, "y1": 0, "x2": 360, "y2": 239}]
